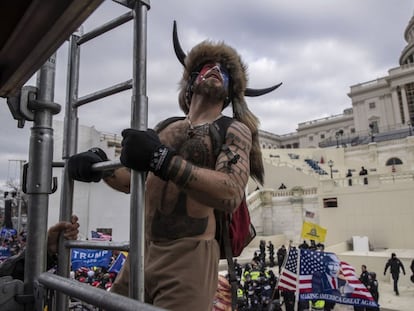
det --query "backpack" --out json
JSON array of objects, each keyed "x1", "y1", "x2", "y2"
[
  {"x1": 155, "y1": 115, "x2": 257, "y2": 310},
  {"x1": 155, "y1": 116, "x2": 256, "y2": 258}
]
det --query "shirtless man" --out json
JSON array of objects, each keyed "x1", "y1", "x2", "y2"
[{"x1": 68, "y1": 33, "x2": 279, "y2": 310}]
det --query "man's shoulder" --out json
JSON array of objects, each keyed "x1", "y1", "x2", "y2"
[
  {"x1": 220, "y1": 117, "x2": 251, "y2": 138},
  {"x1": 154, "y1": 116, "x2": 186, "y2": 133}
]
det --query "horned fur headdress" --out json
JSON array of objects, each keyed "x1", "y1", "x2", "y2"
[{"x1": 173, "y1": 21, "x2": 282, "y2": 185}]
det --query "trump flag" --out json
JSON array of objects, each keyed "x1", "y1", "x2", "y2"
[
  {"x1": 71, "y1": 249, "x2": 112, "y2": 270},
  {"x1": 278, "y1": 248, "x2": 379, "y2": 308}
]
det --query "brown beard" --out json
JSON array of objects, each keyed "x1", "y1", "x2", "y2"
[{"x1": 192, "y1": 79, "x2": 227, "y2": 103}]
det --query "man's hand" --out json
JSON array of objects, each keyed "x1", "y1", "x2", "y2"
[
  {"x1": 68, "y1": 148, "x2": 108, "y2": 182},
  {"x1": 47, "y1": 215, "x2": 79, "y2": 254},
  {"x1": 120, "y1": 129, "x2": 176, "y2": 180}
]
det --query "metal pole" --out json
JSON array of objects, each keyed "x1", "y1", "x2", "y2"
[
  {"x1": 24, "y1": 53, "x2": 61, "y2": 311},
  {"x1": 129, "y1": 1, "x2": 150, "y2": 301},
  {"x1": 38, "y1": 273, "x2": 165, "y2": 311},
  {"x1": 55, "y1": 32, "x2": 81, "y2": 311}
]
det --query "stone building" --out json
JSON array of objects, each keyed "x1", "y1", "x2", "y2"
[{"x1": 261, "y1": 12, "x2": 414, "y2": 149}]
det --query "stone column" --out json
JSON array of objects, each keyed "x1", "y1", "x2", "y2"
[
  {"x1": 260, "y1": 190, "x2": 274, "y2": 235},
  {"x1": 289, "y1": 187, "x2": 304, "y2": 244},
  {"x1": 400, "y1": 86, "x2": 410, "y2": 124},
  {"x1": 391, "y1": 87, "x2": 402, "y2": 124}
]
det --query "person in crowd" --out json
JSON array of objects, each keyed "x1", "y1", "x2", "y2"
[
  {"x1": 276, "y1": 244, "x2": 286, "y2": 274},
  {"x1": 267, "y1": 241, "x2": 275, "y2": 267},
  {"x1": 366, "y1": 272, "x2": 379, "y2": 311},
  {"x1": 259, "y1": 240, "x2": 266, "y2": 266},
  {"x1": 298, "y1": 240, "x2": 309, "y2": 249},
  {"x1": 359, "y1": 264, "x2": 370, "y2": 287},
  {"x1": 234, "y1": 258, "x2": 243, "y2": 281},
  {"x1": 359, "y1": 166, "x2": 368, "y2": 184},
  {"x1": 67, "y1": 29, "x2": 280, "y2": 310},
  {"x1": 280, "y1": 289, "x2": 295, "y2": 311},
  {"x1": 0, "y1": 215, "x2": 79, "y2": 281},
  {"x1": 316, "y1": 243, "x2": 325, "y2": 251},
  {"x1": 354, "y1": 265, "x2": 370, "y2": 311},
  {"x1": 384, "y1": 252, "x2": 405, "y2": 295},
  {"x1": 309, "y1": 240, "x2": 317, "y2": 251},
  {"x1": 346, "y1": 169, "x2": 353, "y2": 186},
  {"x1": 278, "y1": 183, "x2": 287, "y2": 189}
]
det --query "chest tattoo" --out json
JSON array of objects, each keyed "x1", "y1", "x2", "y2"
[{"x1": 151, "y1": 121, "x2": 215, "y2": 240}]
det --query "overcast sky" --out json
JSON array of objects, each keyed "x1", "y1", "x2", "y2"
[{"x1": 0, "y1": 0, "x2": 413, "y2": 186}]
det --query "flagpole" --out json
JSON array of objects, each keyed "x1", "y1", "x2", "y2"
[
  {"x1": 294, "y1": 247, "x2": 301, "y2": 311},
  {"x1": 274, "y1": 247, "x2": 286, "y2": 302}
]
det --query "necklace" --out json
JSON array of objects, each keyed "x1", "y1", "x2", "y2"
[
  {"x1": 186, "y1": 114, "x2": 223, "y2": 138},
  {"x1": 186, "y1": 113, "x2": 223, "y2": 130}
]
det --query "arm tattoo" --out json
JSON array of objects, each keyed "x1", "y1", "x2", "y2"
[
  {"x1": 169, "y1": 157, "x2": 196, "y2": 188},
  {"x1": 176, "y1": 162, "x2": 194, "y2": 188}
]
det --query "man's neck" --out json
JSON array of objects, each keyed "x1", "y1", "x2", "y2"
[{"x1": 187, "y1": 96, "x2": 224, "y2": 126}]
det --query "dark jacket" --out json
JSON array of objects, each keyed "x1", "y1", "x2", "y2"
[{"x1": 384, "y1": 257, "x2": 405, "y2": 275}]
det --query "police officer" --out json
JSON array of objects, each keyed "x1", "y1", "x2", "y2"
[
  {"x1": 276, "y1": 245, "x2": 287, "y2": 274},
  {"x1": 259, "y1": 240, "x2": 266, "y2": 265},
  {"x1": 236, "y1": 284, "x2": 248, "y2": 310},
  {"x1": 384, "y1": 253, "x2": 405, "y2": 295},
  {"x1": 267, "y1": 241, "x2": 275, "y2": 267}
]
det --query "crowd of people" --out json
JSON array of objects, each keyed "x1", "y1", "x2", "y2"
[
  {"x1": 70, "y1": 263, "x2": 117, "y2": 291},
  {"x1": 354, "y1": 264, "x2": 379, "y2": 311},
  {"x1": 0, "y1": 228, "x2": 26, "y2": 261},
  {"x1": 2, "y1": 225, "x2": 414, "y2": 311},
  {"x1": 230, "y1": 241, "x2": 281, "y2": 311}
]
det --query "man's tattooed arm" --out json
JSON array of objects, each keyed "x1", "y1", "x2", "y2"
[{"x1": 166, "y1": 121, "x2": 251, "y2": 213}]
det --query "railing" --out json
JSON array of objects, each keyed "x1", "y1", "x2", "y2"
[{"x1": 4, "y1": 1, "x2": 157, "y2": 310}]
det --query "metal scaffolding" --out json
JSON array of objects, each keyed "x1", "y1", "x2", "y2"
[{"x1": 1, "y1": 1, "x2": 165, "y2": 310}]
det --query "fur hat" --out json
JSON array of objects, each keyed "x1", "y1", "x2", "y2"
[
  {"x1": 178, "y1": 40, "x2": 247, "y2": 113},
  {"x1": 173, "y1": 22, "x2": 282, "y2": 185}
]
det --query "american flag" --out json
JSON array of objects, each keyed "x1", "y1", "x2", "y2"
[
  {"x1": 278, "y1": 248, "x2": 377, "y2": 307},
  {"x1": 277, "y1": 247, "x2": 298, "y2": 291},
  {"x1": 91, "y1": 230, "x2": 112, "y2": 241}
]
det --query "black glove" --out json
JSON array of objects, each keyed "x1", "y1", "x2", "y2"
[
  {"x1": 120, "y1": 129, "x2": 176, "y2": 180},
  {"x1": 67, "y1": 147, "x2": 108, "y2": 182}
]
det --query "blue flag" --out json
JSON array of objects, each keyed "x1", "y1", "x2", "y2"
[
  {"x1": 108, "y1": 252, "x2": 127, "y2": 273},
  {"x1": 0, "y1": 246, "x2": 11, "y2": 261},
  {"x1": 0, "y1": 227, "x2": 17, "y2": 240},
  {"x1": 71, "y1": 249, "x2": 112, "y2": 270}
]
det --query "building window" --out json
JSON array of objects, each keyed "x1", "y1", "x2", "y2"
[
  {"x1": 369, "y1": 102, "x2": 376, "y2": 109},
  {"x1": 350, "y1": 128, "x2": 355, "y2": 133},
  {"x1": 323, "y1": 197, "x2": 338, "y2": 208},
  {"x1": 320, "y1": 134, "x2": 325, "y2": 139},
  {"x1": 309, "y1": 136, "x2": 313, "y2": 141},
  {"x1": 369, "y1": 121, "x2": 379, "y2": 134},
  {"x1": 385, "y1": 157, "x2": 403, "y2": 166}
]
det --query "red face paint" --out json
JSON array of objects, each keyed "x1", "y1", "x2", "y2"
[{"x1": 196, "y1": 62, "x2": 229, "y2": 89}]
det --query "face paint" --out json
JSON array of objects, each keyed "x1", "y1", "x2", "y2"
[{"x1": 196, "y1": 62, "x2": 229, "y2": 90}]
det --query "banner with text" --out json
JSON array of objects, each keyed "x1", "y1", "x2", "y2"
[{"x1": 71, "y1": 249, "x2": 112, "y2": 270}]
